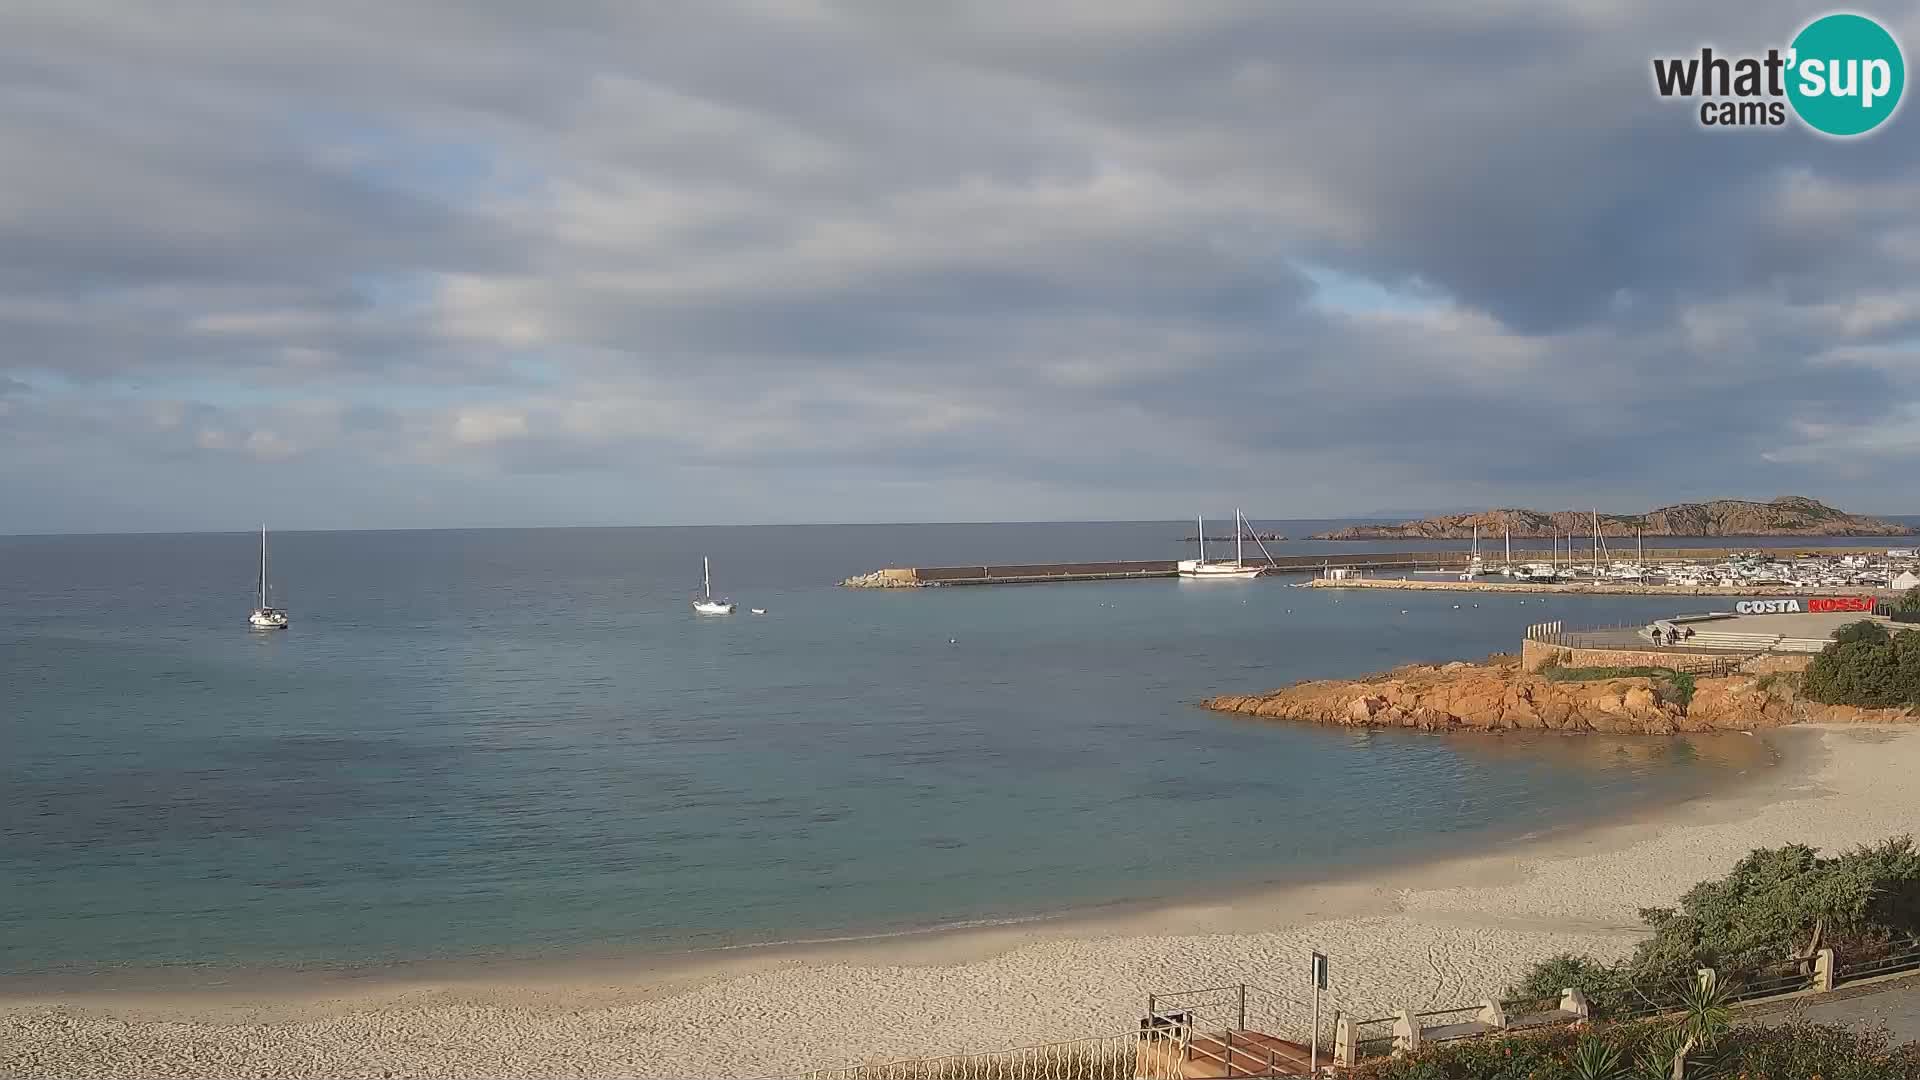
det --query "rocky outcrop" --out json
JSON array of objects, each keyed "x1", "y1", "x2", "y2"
[
  {"x1": 840, "y1": 568, "x2": 922, "y2": 588},
  {"x1": 1311, "y1": 496, "x2": 1911, "y2": 540},
  {"x1": 1203, "y1": 658, "x2": 1916, "y2": 734}
]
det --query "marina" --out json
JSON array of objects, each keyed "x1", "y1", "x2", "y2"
[{"x1": 844, "y1": 545, "x2": 1920, "y2": 590}]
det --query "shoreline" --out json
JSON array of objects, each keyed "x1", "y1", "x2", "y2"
[
  {"x1": 0, "y1": 729, "x2": 1782, "y2": 1006},
  {"x1": 16, "y1": 728, "x2": 1913, "y2": 1079}
]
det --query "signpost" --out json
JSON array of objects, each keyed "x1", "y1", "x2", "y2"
[{"x1": 1310, "y1": 950, "x2": 1329, "y2": 1072}]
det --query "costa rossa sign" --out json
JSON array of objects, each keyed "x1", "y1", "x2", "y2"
[{"x1": 1734, "y1": 596, "x2": 1876, "y2": 614}]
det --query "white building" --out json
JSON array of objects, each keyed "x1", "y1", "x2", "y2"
[{"x1": 1893, "y1": 570, "x2": 1920, "y2": 592}]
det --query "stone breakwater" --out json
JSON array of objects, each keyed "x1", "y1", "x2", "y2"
[
  {"x1": 841, "y1": 568, "x2": 921, "y2": 588},
  {"x1": 1202, "y1": 659, "x2": 1914, "y2": 735}
]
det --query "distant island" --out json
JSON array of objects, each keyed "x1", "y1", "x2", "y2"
[{"x1": 1312, "y1": 496, "x2": 1914, "y2": 540}]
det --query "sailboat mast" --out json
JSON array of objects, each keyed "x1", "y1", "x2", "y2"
[
  {"x1": 1505, "y1": 524, "x2": 1511, "y2": 566},
  {"x1": 1236, "y1": 508, "x2": 1244, "y2": 567},
  {"x1": 1638, "y1": 528, "x2": 1644, "y2": 564},
  {"x1": 703, "y1": 556, "x2": 712, "y2": 600},
  {"x1": 1197, "y1": 515, "x2": 1206, "y2": 564},
  {"x1": 259, "y1": 525, "x2": 268, "y2": 609}
]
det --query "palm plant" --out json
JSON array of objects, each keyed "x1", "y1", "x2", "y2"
[{"x1": 1569, "y1": 1035, "x2": 1628, "y2": 1080}]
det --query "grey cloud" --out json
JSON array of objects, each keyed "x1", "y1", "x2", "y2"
[{"x1": 1, "y1": 0, "x2": 1916, "y2": 530}]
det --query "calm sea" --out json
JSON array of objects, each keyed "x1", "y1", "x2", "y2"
[{"x1": 4, "y1": 520, "x2": 1906, "y2": 977}]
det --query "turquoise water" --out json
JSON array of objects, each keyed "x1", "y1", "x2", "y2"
[{"x1": 0, "y1": 522, "x2": 1853, "y2": 976}]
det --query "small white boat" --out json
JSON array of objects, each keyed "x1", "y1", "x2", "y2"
[
  {"x1": 248, "y1": 525, "x2": 289, "y2": 630},
  {"x1": 691, "y1": 556, "x2": 736, "y2": 615},
  {"x1": 750, "y1": 608, "x2": 767, "y2": 615},
  {"x1": 1177, "y1": 510, "x2": 1268, "y2": 579}
]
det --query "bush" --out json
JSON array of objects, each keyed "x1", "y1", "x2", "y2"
[
  {"x1": 1539, "y1": 666, "x2": 1696, "y2": 706},
  {"x1": 1353, "y1": 1020, "x2": 1920, "y2": 1080},
  {"x1": 1802, "y1": 622, "x2": 1920, "y2": 708},
  {"x1": 1505, "y1": 953, "x2": 1634, "y2": 1018},
  {"x1": 1707, "y1": 1020, "x2": 1920, "y2": 1080},
  {"x1": 1897, "y1": 585, "x2": 1920, "y2": 614},
  {"x1": 1509, "y1": 837, "x2": 1920, "y2": 1010}
]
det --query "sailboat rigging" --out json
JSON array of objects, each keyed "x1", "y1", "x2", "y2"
[
  {"x1": 1177, "y1": 509, "x2": 1268, "y2": 579},
  {"x1": 691, "y1": 556, "x2": 736, "y2": 615},
  {"x1": 247, "y1": 525, "x2": 289, "y2": 630}
]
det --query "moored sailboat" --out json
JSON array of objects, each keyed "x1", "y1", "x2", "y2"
[
  {"x1": 248, "y1": 525, "x2": 289, "y2": 630},
  {"x1": 691, "y1": 556, "x2": 736, "y2": 615},
  {"x1": 1177, "y1": 510, "x2": 1268, "y2": 579}
]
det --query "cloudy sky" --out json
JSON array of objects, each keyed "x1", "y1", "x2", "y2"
[{"x1": 2, "y1": 1, "x2": 1916, "y2": 532}]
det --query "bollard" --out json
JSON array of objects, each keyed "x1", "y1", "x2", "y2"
[
  {"x1": 1333, "y1": 1014, "x2": 1356, "y2": 1068},
  {"x1": 1477, "y1": 998, "x2": 1507, "y2": 1030},
  {"x1": 1391, "y1": 1009, "x2": 1421, "y2": 1056},
  {"x1": 1814, "y1": 949, "x2": 1836, "y2": 993},
  {"x1": 1559, "y1": 987, "x2": 1592, "y2": 1020}
]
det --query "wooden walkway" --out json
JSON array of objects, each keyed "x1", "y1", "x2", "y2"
[{"x1": 1136, "y1": 1029, "x2": 1321, "y2": 1078}]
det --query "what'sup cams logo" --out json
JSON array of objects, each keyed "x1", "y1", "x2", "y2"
[{"x1": 1653, "y1": 11, "x2": 1905, "y2": 136}]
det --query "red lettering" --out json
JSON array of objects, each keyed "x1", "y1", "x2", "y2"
[{"x1": 1809, "y1": 596, "x2": 1874, "y2": 613}]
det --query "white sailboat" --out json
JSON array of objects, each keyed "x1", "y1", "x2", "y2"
[
  {"x1": 691, "y1": 556, "x2": 736, "y2": 615},
  {"x1": 1177, "y1": 510, "x2": 1266, "y2": 579},
  {"x1": 1461, "y1": 524, "x2": 1485, "y2": 580},
  {"x1": 247, "y1": 525, "x2": 289, "y2": 630}
]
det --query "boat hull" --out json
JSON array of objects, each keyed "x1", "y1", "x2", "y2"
[
  {"x1": 691, "y1": 601, "x2": 736, "y2": 615},
  {"x1": 1176, "y1": 559, "x2": 1264, "y2": 579}
]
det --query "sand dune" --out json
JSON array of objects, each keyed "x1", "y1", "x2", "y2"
[{"x1": 4, "y1": 726, "x2": 1913, "y2": 1079}]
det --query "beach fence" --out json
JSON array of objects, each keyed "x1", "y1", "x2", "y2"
[
  {"x1": 788, "y1": 983, "x2": 1321, "y2": 1080},
  {"x1": 782, "y1": 939, "x2": 1920, "y2": 1078}
]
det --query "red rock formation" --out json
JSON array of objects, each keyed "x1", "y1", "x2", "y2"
[{"x1": 1202, "y1": 658, "x2": 1914, "y2": 734}]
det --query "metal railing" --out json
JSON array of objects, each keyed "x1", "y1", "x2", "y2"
[
  {"x1": 789, "y1": 938, "x2": 1920, "y2": 1078},
  {"x1": 1837, "y1": 938, "x2": 1920, "y2": 983},
  {"x1": 1724, "y1": 960, "x2": 1816, "y2": 1004}
]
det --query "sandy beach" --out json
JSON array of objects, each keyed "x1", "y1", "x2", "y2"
[{"x1": 5, "y1": 725, "x2": 1917, "y2": 1078}]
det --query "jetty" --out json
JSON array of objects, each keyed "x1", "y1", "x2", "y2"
[{"x1": 841, "y1": 552, "x2": 1475, "y2": 588}]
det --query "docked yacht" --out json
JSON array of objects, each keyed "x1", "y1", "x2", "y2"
[{"x1": 1178, "y1": 510, "x2": 1269, "y2": 579}]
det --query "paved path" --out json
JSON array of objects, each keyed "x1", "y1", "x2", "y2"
[{"x1": 1743, "y1": 974, "x2": 1920, "y2": 1043}]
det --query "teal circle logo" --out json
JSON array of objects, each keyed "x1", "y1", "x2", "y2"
[{"x1": 1787, "y1": 13, "x2": 1905, "y2": 136}]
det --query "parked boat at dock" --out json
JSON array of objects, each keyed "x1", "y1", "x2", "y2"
[{"x1": 1177, "y1": 510, "x2": 1268, "y2": 579}]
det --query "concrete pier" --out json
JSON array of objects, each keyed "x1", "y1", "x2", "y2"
[{"x1": 841, "y1": 552, "x2": 1477, "y2": 587}]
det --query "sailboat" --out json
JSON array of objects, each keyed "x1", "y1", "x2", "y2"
[
  {"x1": 691, "y1": 556, "x2": 736, "y2": 615},
  {"x1": 1177, "y1": 510, "x2": 1267, "y2": 579},
  {"x1": 1460, "y1": 524, "x2": 1485, "y2": 580},
  {"x1": 247, "y1": 525, "x2": 289, "y2": 630}
]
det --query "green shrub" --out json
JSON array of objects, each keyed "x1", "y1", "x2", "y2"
[
  {"x1": 1802, "y1": 623, "x2": 1920, "y2": 708},
  {"x1": 1510, "y1": 837, "x2": 1920, "y2": 1010},
  {"x1": 1540, "y1": 666, "x2": 1694, "y2": 707},
  {"x1": 1505, "y1": 953, "x2": 1634, "y2": 1018},
  {"x1": 1896, "y1": 585, "x2": 1920, "y2": 614},
  {"x1": 1834, "y1": 619, "x2": 1892, "y2": 646},
  {"x1": 1352, "y1": 1020, "x2": 1914, "y2": 1080}
]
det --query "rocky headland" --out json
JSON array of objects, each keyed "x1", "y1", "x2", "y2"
[
  {"x1": 1311, "y1": 495, "x2": 1912, "y2": 540},
  {"x1": 1201, "y1": 656, "x2": 1914, "y2": 735}
]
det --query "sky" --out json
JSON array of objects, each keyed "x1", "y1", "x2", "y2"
[{"x1": 2, "y1": 1, "x2": 1917, "y2": 533}]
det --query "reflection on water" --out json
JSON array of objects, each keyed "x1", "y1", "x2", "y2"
[{"x1": 0, "y1": 524, "x2": 1792, "y2": 975}]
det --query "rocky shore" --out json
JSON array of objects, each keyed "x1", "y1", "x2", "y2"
[
  {"x1": 1202, "y1": 657, "x2": 1914, "y2": 734},
  {"x1": 840, "y1": 568, "x2": 920, "y2": 588}
]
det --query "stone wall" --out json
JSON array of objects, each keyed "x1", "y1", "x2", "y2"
[{"x1": 1520, "y1": 639, "x2": 1715, "y2": 673}]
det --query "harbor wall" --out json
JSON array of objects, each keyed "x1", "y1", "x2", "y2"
[{"x1": 1519, "y1": 640, "x2": 1715, "y2": 673}]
